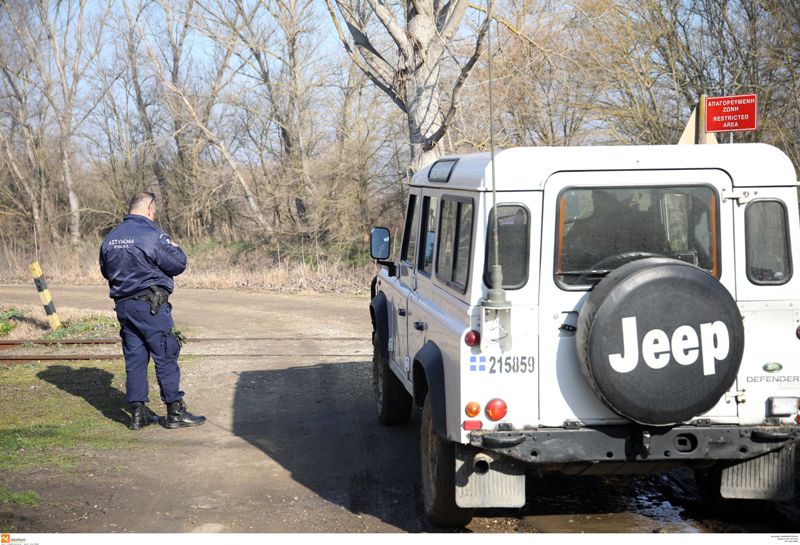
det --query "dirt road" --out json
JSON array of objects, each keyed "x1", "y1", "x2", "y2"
[{"x1": 0, "y1": 285, "x2": 798, "y2": 533}]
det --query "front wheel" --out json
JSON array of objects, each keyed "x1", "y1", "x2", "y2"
[
  {"x1": 420, "y1": 396, "x2": 474, "y2": 527},
  {"x1": 372, "y1": 333, "x2": 412, "y2": 425}
]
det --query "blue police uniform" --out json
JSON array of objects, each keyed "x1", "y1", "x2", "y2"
[{"x1": 99, "y1": 214, "x2": 187, "y2": 406}]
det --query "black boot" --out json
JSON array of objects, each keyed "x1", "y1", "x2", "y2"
[
  {"x1": 164, "y1": 400, "x2": 206, "y2": 429},
  {"x1": 129, "y1": 402, "x2": 160, "y2": 430}
]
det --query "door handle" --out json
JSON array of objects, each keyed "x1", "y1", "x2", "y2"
[
  {"x1": 398, "y1": 308, "x2": 407, "y2": 316},
  {"x1": 413, "y1": 321, "x2": 427, "y2": 331}
]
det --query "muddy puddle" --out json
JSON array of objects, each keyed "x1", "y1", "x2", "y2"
[{"x1": 517, "y1": 475, "x2": 705, "y2": 533}]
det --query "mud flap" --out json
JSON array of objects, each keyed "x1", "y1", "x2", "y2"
[
  {"x1": 720, "y1": 446, "x2": 796, "y2": 500},
  {"x1": 454, "y1": 444, "x2": 525, "y2": 508}
]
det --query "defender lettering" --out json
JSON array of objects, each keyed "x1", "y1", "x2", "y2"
[{"x1": 608, "y1": 316, "x2": 730, "y2": 376}]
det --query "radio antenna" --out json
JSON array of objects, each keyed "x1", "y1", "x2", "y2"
[{"x1": 482, "y1": 0, "x2": 507, "y2": 309}]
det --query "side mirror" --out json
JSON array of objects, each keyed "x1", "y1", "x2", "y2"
[{"x1": 370, "y1": 227, "x2": 391, "y2": 261}]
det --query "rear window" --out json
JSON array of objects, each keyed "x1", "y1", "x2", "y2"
[
  {"x1": 556, "y1": 186, "x2": 719, "y2": 287},
  {"x1": 745, "y1": 200, "x2": 791, "y2": 285}
]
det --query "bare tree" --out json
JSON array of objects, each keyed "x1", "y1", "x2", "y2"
[
  {"x1": 1, "y1": 0, "x2": 111, "y2": 245},
  {"x1": 202, "y1": 0, "x2": 321, "y2": 231},
  {"x1": 0, "y1": 35, "x2": 48, "y2": 243},
  {"x1": 450, "y1": 1, "x2": 597, "y2": 149},
  {"x1": 122, "y1": 1, "x2": 174, "y2": 229},
  {"x1": 123, "y1": 0, "x2": 272, "y2": 235},
  {"x1": 325, "y1": 0, "x2": 493, "y2": 172}
]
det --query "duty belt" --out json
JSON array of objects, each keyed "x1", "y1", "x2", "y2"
[{"x1": 115, "y1": 286, "x2": 170, "y2": 315}]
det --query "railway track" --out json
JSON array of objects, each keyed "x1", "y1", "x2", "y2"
[{"x1": 0, "y1": 336, "x2": 369, "y2": 364}]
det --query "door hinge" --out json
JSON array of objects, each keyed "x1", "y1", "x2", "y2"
[
  {"x1": 724, "y1": 389, "x2": 746, "y2": 404},
  {"x1": 722, "y1": 189, "x2": 755, "y2": 205},
  {"x1": 388, "y1": 337, "x2": 394, "y2": 353}
]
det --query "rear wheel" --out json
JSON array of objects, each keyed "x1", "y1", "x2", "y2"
[
  {"x1": 420, "y1": 396, "x2": 474, "y2": 527},
  {"x1": 372, "y1": 333, "x2": 412, "y2": 425}
]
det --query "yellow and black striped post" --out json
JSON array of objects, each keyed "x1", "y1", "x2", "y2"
[{"x1": 29, "y1": 261, "x2": 61, "y2": 331}]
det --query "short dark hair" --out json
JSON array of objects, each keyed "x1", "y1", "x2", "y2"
[{"x1": 129, "y1": 192, "x2": 156, "y2": 213}]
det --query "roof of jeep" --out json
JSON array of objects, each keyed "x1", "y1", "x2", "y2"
[{"x1": 411, "y1": 143, "x2": 798, "y2": 191}]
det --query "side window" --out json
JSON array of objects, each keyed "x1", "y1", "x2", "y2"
[
  {"x1": 746, "y1": 200, "x2": 792, "y2": 285},
  {"x1": 484, "y1": 205, "x2": 530, "y2": 289},
  {"x1": 455, "y1": 202, "x2": 473, "y2": 286},
  {"x1": 419, "y1": 196, "x2": 438, "y2": 274},
  {"x1": 401, "y1": 194, "x2": 419, "y2": 265},
  {"x1": 436, "y1": 197, "x2": 473, "y2": 292}
]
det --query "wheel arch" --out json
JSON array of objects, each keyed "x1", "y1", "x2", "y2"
[
  {"x1": 413, "y1": 341, "x2": 447, "y2": 437},
  {"x1": 370, "y1": 290, "x2": 389, "y2": 363}
]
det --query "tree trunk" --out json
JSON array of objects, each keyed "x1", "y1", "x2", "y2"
[
  {"x1": 60, "y1": 144, "x2": 81, "y2": 245},
  {"x1": 407, "y1": 64, "x2": 445, "y2": 172}
]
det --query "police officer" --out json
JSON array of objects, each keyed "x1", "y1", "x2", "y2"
[{"x1": 100, "y1": 192, "x2": 205, "y2": 430}]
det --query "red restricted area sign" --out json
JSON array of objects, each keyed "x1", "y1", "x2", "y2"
[{"x1": 705, "y1": 94, "x2": 758, "y2": 133}]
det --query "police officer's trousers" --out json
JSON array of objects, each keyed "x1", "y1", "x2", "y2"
[{"x1": 115, "y1": 299, "x2": 184, "y2": 405}]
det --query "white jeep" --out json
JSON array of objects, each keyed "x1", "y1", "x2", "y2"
[{"x1": 369, "y1": 143, "x2": 800, "y2": 526}]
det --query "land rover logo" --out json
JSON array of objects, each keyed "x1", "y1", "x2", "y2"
[
  {"x1": 763, "y1": 362, "x2": 783, "y2": 373},
  {"x1": 608, "y1": 316, "x2": 730, "y2": 376}
]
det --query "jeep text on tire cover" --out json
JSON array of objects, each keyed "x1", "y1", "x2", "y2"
[
  {"x1": 369, "y1": 144, "x2": 800, "y2": 526},
  {"x1": 610, "y1": 317, "x2": 729, "y2": 374}
]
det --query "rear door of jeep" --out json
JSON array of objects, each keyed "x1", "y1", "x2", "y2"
[
  {"x1": 732, "y1": 189, "x2": 800, "y2": 425},
  {"x1": 538, "y1": 169, "x2": 738, "y2": 426}
]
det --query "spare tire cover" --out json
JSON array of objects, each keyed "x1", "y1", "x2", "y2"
[{"x1": 576, "y1": 258, "x2": 744, "y2": 426}]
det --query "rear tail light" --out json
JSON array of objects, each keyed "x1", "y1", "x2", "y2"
[
  {"x1": 485, "y1": 398, "x2": 508, "y2": 421},
  {"x1": 465, "y1": 401, "x2": 481, "y2": 417},
  {"x1": 463, "y1": 420, "x2": 482, "y2": 430},
  {"x1": 768, "y1": 397, "x2": 799, "y2": 417},
  {"x1": 465, "y1": 330, "x2": 480, "y2": 347}
]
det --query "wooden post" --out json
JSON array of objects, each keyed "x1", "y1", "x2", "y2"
[
  {"x1": 678, "y1": 94, "x2": 718, "y2": 145},
  {"x1": 28, "y1": 261, "x2": 61, "y2": 331}
]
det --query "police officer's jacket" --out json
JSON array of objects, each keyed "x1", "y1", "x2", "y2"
[{"x1": 99, "y1": 214, "x2": 187, "y2": 300}]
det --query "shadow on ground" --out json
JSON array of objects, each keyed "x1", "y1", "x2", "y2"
[
  {"x1": 229, "y1": 360, "x2": 695, "y2": 532},
  {"x1": 231, "y1": 360, "x2": 446, "y2": 532},
  {"x1": 37, "y1": 365, "x2": 129, "y2": 427},
  {"x1": 229, "y1": 361, "x2": 800, "y2": 533}
]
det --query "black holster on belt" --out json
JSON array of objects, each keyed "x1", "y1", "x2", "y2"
[{"x1": 142, "y1": 286, "x2": 169, "y2": 315}]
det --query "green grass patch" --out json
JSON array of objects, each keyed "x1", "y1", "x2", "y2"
[
  {"x1": 0, "y1": 485, "x2": 41, "y2": 506},
  {"x1": 0, "y1": 360, "x2": 157, "y2": 471},
  {"x1": 0, "y1": 308, "x2": 22, "y2": 338},
  {"x1": 43, "y1": 315, "x2": 118, "y2": 340}
]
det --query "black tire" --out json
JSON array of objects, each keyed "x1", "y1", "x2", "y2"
[
  {"x1": 420, "y1": 396, "x2": 474, "y2": 527},
  {"x1": 694, "y1": 466, "x2": 771, "y2": 520},
  {"x1": 372, "y1": 333, "x2": 412, "y2": 425}
]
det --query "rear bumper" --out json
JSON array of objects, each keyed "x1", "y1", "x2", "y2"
[{"x1": 468, "y1": 425, "x2": 800, "y2": 464}]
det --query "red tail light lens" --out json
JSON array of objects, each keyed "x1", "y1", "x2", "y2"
[
  {"x1": 465, "y1": 330, "x2": 481, "y2": 347},
  {"x1": 485, "y1": 398, "x2": 507, "y2": 421},
  {"x1": 463, "y1": 420, "x2": 482, "y2": 430}
]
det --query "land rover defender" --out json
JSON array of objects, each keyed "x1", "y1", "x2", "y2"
[{"x1": 369, "y1": 143, "x2": 800, "y2": 526}]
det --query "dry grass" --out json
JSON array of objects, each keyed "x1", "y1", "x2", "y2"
[
  {"x1": 0, "y1": 239, "x2": 375, "y2": 295},
  {"x1": 0, "y1": 304, "x2": 118, "y2": 341}
]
